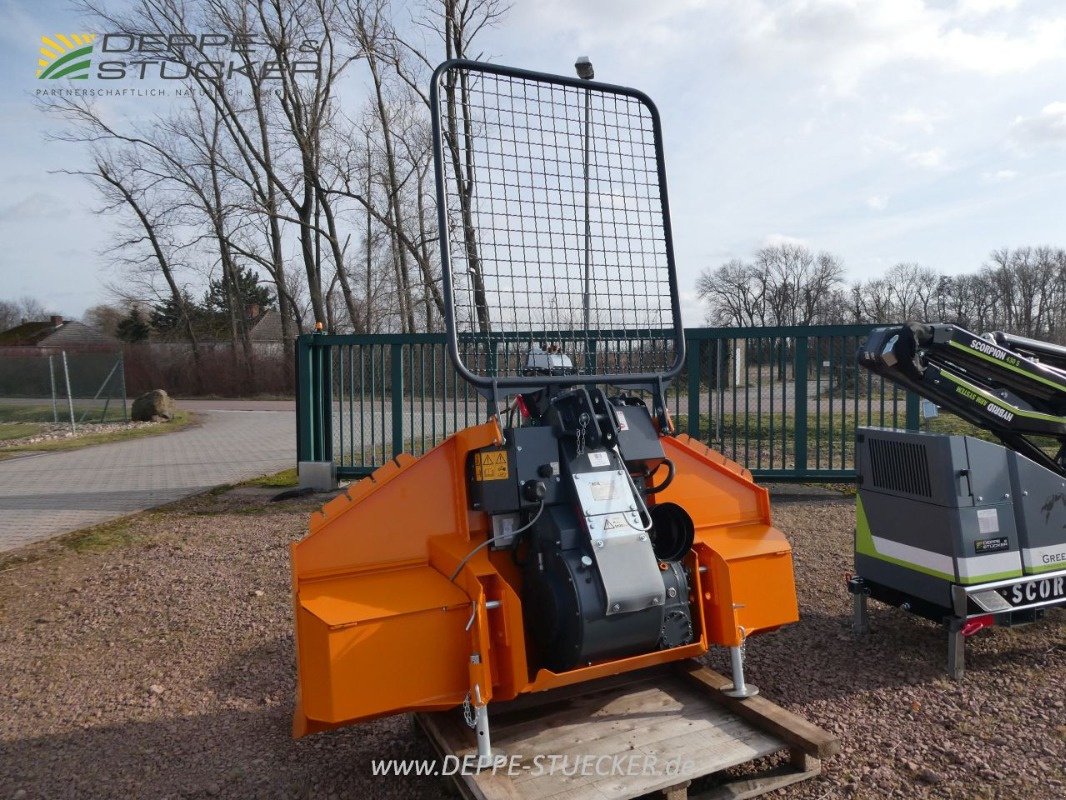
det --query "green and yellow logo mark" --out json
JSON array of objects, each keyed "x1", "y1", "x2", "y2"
[{"x1": 37, "y1": 33, "x2": 96, "y2": 80}]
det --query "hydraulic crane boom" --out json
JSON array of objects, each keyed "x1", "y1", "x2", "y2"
[{"x1": 858, "y1": 322, "x2": 1066, "y2": 476}]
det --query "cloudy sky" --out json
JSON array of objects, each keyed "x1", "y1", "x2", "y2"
[{"x1": 1, "y1": 0, "x2": 1064, "y2": 323}]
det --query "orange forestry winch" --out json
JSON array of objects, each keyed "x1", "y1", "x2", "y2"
[
  {"x1": 290, "y1": 59, "x2": 800, "y2": 754},
  {"x1": 292, "y1": 415, "x2": 798, "y2": 737}
]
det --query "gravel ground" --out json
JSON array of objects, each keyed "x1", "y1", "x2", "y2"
[
  {"x1": 1, "y1": 488, "x2": 1063, "y2": 799},
  {"x1": 0, "y1": 420, "x2": 165, "y2": 448}
]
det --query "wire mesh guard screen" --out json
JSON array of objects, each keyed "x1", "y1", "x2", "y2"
[{"x1": 431, "y1": 61, "x2": 683, "y2": 389}]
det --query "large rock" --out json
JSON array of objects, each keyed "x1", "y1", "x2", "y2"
[{"x1": 131, "y1": 389, "x2": 176, "y2": 422}]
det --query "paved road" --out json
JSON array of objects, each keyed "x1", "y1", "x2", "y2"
[
  {"x1": 321, "y1": 385, "x2": 910, "y2": 458},
  {"x1": 177, "y1": 399, "x2": 295, "y2": 412},
  {"x1": 0, "y1": 405, "x2": 295, "y2": 553}
]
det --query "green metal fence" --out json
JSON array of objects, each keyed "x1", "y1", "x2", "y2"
[{"x1": 296, "y1": 324, "x2": 919, "y2": 481}]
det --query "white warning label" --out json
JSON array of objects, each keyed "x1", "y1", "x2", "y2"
[
  {"x1": 977, "y1": 507, "x2": 999, "y2": 535},
  {"x1": 590, "y1": 481, "x2": 616, "y2": 501},
  {"x1": 588, "y1": 451, "x2": 610, "y2": 467}
]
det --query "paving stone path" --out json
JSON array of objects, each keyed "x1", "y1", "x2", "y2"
[{"x1": 0, "y1": 406, "x2": 294, "y2": 552}]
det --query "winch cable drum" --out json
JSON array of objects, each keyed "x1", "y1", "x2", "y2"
[{"x1": 289, "y1": 59, "x2": 799, "y2": 745}]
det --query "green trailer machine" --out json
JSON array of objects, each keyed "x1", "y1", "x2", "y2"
[{"x1": 851, "y1": 322, "x2": 1066, "y2": 678}]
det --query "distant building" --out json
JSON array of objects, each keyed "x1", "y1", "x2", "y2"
[
  {"x1": 248, "y1": 307, "x2": 283, "y2": 343},
  {"x1": 247, "y1": 307, "x2": 291, "y2": 356},
  {"x1": 0, "y1": 316, "x2": 120, "y2": 349},
  {"x1": 0, "y1": 317, "x2": 123, "y2": 399}
]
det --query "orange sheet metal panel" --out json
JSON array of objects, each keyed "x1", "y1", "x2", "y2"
[
  {"x1": 292, "y1": 422, "x2": 502, "y2": 736},
  {"x1": 296, "y1": 566, "x2": 471, "y2": 726},
  {"x1": 295, "y1": 420, "x2": 501, "y2": 580},
  {"x1": 657, "y1": 435, "x2": 768, "y2": 527},
  {"x1": 696, "y1": 528, "x2": 798, "y2": 647},
  {"x1": 658, "y1": 435, "x2": 798, "y2": 647}
]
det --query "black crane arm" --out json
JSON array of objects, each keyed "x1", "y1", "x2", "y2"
[{"x1": 858, "y1": 322, "x2": 1066, "y2": 476}]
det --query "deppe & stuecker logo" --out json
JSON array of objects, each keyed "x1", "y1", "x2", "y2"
[
  {"x1": 36, "y1": 31, "x2": 319, "y2": 81},
  {"x1": 37, "y1": 34, "x2": 97, "y2": 80}
]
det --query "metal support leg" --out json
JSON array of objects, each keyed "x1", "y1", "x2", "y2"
[
  {"x1": 947, "y1": 618, "x2": 966, "y2": 681},
  {"x1": 723, "y1": 644, "x2": 759, "y2": 698},
  {"x1": 853, "y1": 591, "x2": 869, "y2": 635},
  {"x1": 474, "y1": 703, "x2": 493, "y2": 767}
]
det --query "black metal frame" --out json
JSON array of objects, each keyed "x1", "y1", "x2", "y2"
[{"x1": 429, "y1": 59, "x2": 685, "y2": 399}]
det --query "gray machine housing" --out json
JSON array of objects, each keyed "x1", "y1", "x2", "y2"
[
  {"x1": 468, "y1": 388, "x2": 695, "y2": 673},
  {"x1": 855, "y1": 426, "x2": 1066, "y2": 616}
]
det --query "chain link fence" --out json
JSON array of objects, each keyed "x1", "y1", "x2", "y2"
[{"x1": 0, "y1": 346, "x2": 128, "y2": 435}]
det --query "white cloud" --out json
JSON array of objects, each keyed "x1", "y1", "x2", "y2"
[
  {"x1": 861, "y1": 135, "x2": 900, "y2": 156},
  {"x1": 905, "y1": 147, "x2": 947, "y2": 169},
  {"x1": 677, "y1": 288, "x2": 704, "y2": 326},
  {"x1": 866, "y1": 195, "x2": 888, "y2": 210},
  {"x1": 957, "y1": 0, "x2": 1020, "y2": 18},
  {"x1": 761, "y1": 233, "x2": 809, "y2": 249},
  {"x1": 1011, "y1": 101, "x2": 1066, "y2": 146},
  {"x1": 0, "y1": 192, "x2": 70, "y2": 222},
  {"x1": 510, "y1": 0, "x2": 714, "y2": 56},
  {"x1": 892, "y1": 107, "x2": 942, "y2": 134},
  {"x1": 513, "y1": 1, "x2": 1066, "y2": 94},
  {"x1": 982, "y1": 169, "x2": 1018, "y2": 181},
  {"x1": 732, "y1": 1, "x2": 1066, "y2": 93}
]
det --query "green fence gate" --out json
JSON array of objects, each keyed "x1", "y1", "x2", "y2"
[{"x1": 296, "y1": 324, "x2": 919, "y2": 482}]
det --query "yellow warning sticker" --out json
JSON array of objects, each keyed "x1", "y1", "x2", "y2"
[{"x1": 475, "y1": 450, "x2": 509, "y2": 481}]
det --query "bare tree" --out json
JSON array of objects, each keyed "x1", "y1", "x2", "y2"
[
  {"x1": 0, "y1": 297, "x2": 54, "y2": 329},
  {"x1": 0, "y1": 301, "x2": 21, "y2": 331},
  {"x1": 52, "y1": 0, "x2": 511, "y2": 350},
  {"x1": 698, "y1": 244, "x2": 845, "y2": 327},
  {"x1": 798, "y1": 247, "x2": 1066, "y2": 343},
  {"x1": 395, "y1": 0, "x2": 509, "y2": 334},
  {"x1": 83, "y1": 303, "x2": 126, "y2": 336},
  {"x1": 696, "y1": 259, "x2": 766, "y2": 327},
  {"x1": 80, "y1": 152, "x2": 205, "y2": 386}
]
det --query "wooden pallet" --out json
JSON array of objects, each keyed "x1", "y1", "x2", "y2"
[{"x1": 415, "y1": 660, "x2": 839, "y2": 800}]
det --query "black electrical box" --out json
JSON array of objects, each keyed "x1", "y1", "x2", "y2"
[
  {"x1": 511, "y1": 426, "x2": 563, "y2": 507},
  {"x1": 613, "y1": 404, "x2": 666, "y2": 467},
  {"x1": 467, "y1": 445, "x2": 519, "y2": 513}
]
